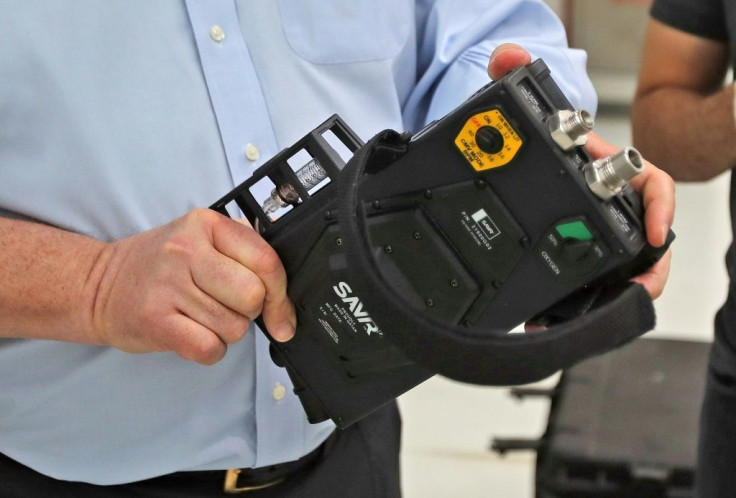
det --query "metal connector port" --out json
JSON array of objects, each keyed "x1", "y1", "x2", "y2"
[
  {"x1": 584, "y1": 147, "x2": 645, "y2": 201},
  {"x1": 548, "y1": 109, "x2": 594, "y2": 151}
]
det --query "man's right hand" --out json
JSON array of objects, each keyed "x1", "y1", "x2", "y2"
[{"x1": 86, "y1": 209, "x2": 296, "y2": 365}]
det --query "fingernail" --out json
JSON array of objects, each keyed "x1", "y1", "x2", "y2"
[
  {"x1": 661, "y1": 225, "x2": 669, "y2": 245},
  {"x1": 272, "y1": 320, "x2": 296, "y2": 342}
]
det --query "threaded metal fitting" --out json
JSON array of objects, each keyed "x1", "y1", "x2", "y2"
[{"x1": 584, "y1": 147, "x2": 645, "y2": 200}]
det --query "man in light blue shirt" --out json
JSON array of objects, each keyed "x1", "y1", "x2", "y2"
[{"x1": 0, "y1": 1, "x2": 673, "y2": 496}]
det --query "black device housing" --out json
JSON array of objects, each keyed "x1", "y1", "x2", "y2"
[{"x1": 211, "y1": 60, "x2": 672, "y2": 429}]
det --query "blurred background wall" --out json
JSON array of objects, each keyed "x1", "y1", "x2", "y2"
[{"x1": 547, "y1": 0, "x2": 651, "y2": 105}]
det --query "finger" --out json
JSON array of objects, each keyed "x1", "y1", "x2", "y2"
[
  {"x1": 178, "y1": 279, "x2": 253, "y2": 345},
  {"x1": 159, "y1": 313, "x2": 228, "y2": 365},
  {"x1": 584, "y1": 132, "x2": 619, "y2": 159},
  {"x1": 629, "y1": 163, "x2": 676, "y2": 247},
  {"x1": 487, "y1": 43, "x2": 531, "y2": 80},
  {"x1": 191, "y1": 249, "x2": 266, "y2": 320},
  {"x1": 233, "y1": 217, "x2": 255, "y2": 229},
  {"x1": 630, "y1": 249, "x2": 672, "y2": 300},
  {"x1": 209, "y1": 213, "x2": 296, "y2": 341}
]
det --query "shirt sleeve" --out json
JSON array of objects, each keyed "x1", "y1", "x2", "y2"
[
  {"x1": 650, "y1": 0, "x2": 728, "y2": 42},
  {"x1": 403, "y1": 0, "x2": 598, "y2": 131}
]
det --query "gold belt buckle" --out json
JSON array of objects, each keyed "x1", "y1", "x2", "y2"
[{"x1": 223, "y1": 469, "x2": 285, "y2": 494}]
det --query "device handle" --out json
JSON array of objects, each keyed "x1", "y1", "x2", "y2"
[{"x1": 337, "y1": 130, "x2": 656, "y2": 386}]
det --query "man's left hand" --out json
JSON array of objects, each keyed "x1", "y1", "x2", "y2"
[{"x1": 487, "y1": 43, "x2": 675, "y2": 300}]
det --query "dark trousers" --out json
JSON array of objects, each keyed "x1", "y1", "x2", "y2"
[
  {"x1": 0, "y1": 402, "x2": 402, "y2": 498},
  {"x1": 696, "y1": 340, "x2": 736, "y2": 498}
]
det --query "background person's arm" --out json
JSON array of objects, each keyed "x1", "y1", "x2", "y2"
[{"x1": 632, "y1": 18, "x2": 734, "y2": 181}]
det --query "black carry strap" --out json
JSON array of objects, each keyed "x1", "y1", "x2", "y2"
[{"x1": 337, "y1": 130, "x2": 656, "y2": 386}]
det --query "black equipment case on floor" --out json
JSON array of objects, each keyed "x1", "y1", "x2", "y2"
[{"x1": 493, "y1": 337, "x2": 711, "y2": 497}]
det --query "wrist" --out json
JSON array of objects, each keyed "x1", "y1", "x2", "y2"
[{"x1": 78, "y1": 241, "x2": 116, "y2": 346}]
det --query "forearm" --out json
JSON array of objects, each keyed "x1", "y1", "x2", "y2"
[
  {"x1": 632, "y1": 84, "x2": 736, "y2": 182},
  {"x1": 0, "y1": 216, "x2": 105, "y2": 343}
]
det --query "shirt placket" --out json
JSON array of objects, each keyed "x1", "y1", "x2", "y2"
[{"x1": 184, "y1": 0, "x2": 305, "y2": 467}]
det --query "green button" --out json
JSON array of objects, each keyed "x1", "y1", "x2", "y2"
[{"x1": 556, "y1": 220, "x2": 593, "y2": 241}]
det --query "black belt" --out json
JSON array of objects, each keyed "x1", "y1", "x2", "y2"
[
  {"x1": 0, "y1": 431, "x2": 338, "y2": 497},
  {"x1": 203, "y1": 430, "x2": 338, "y2": 494},
  {"x1": 220, "y1": 431, "x2": 336, "y2": 493}
]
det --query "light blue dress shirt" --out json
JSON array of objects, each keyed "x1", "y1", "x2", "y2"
[{"x1": 0, "y1": 0, "x2": 596, "y2": 485}]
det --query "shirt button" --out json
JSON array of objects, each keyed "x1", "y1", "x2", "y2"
[
  {"x1": 244, "y1": 143, "x2": 260, "y2": 162},
  {"x1": 209, "y1": 25, "x2": 226, "y2": 43},
  {"x1": 272, "y1": 383, "x2": 286, "y2": 401}
]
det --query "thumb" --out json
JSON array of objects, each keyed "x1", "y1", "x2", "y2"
[
  {"x1": 487, "y1": 43, "x2": 532, "y2": 80},
  {"x1": 262, "y1": 292, "x2": 297, "y2": 342}
]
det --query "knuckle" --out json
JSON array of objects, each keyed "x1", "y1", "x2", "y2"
[
  {"x1": 161, "y1": 237, "x2": 192, "y2": 259},
  {"x1": 180, "y1": 209, "x2": 228, "y2": 242},
  {"x1": 241, "y1": 279, "x2": 266, "y2": 316},
  {"x1": 189, "y1": 207, "x2": 221, "y2": 226},
  {"x1": 221, "y1": 316, "x2": 251, "y2": 343},
  {"x1": 182, "y1": 334, "x2": 226, "y2": 365},
  {"x1": 138, "y1": 299, "x2": 165, "y2": 332},
  {"x1": 254, "y1": 244, "x2": 285, "y2": 279},
  {"x1": 159, "y1": 233, "x2": 200, "y2": 266}
]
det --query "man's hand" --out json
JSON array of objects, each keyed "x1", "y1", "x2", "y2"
[
  {"x1": 585, "y1": 133, "x2": 674, "y2": 299},
  {"x1": 487, "y1": 43, "x2": 532, "y2": 81},
  {"x1": 87, "y1": 209, "x2": 296, "y2": 365},
  {"x1": 487, "y1": 44, "x2": 675, "y2": 299}
]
